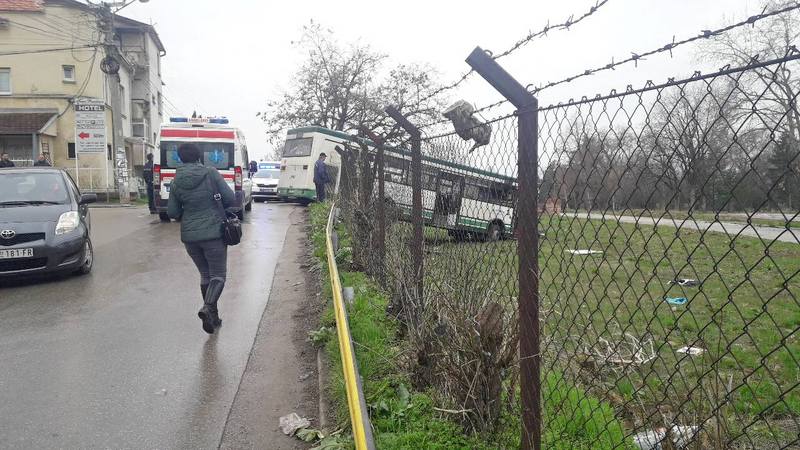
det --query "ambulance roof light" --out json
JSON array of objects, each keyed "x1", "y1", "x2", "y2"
[{"x1": 169, "y1": 117, "x2": 229, "y2": 124}]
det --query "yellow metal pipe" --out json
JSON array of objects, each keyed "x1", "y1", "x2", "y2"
[{"x1": 324, "y1": 204, "x2": 372, "y2": 450}]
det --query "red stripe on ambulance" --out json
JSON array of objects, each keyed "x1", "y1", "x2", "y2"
[{"x1": 160, "y1": 129, "x2": 235, "y2": 139}]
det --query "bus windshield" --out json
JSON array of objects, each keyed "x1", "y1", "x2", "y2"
[
  {"x1": 160, "y1": 141, "x2": 235, "y2": 170},
  {"x1": 283, "y1": 137, "x2": 313, "y2": 157}
]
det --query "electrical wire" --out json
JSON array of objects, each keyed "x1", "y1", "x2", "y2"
[{"x1": 0, "y1": 45, "x2": 99, "y2": 57}]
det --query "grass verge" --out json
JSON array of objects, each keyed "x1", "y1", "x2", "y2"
[{"x1": 308, "y1": 203, "x2": 635, "y2": 449}]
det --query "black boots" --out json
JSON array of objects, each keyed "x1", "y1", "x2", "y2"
[{"x1": 198, "y1": 279, "x2": 224, "y2": 334}]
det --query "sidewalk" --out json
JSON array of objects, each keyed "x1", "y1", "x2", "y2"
[{"x1": 220, "y1": 208, "x2": 321, "y2": 450}]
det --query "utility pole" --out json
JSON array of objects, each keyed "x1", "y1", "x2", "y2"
[{"x1": 95, "y1": 2, "x2": 130, "y2": 204}]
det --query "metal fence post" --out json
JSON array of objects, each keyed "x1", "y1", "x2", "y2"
[
  {"x1": 466, "y1": 46, "x2": 540, "y2": 450},
  {"x1": 385, "y1": 106, "x2": 424, "y2": 306},
  {"x1": 359, "y1": 127, "x2": 387, "y2": 286}
]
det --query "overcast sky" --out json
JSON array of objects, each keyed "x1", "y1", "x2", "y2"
[{"x1": 119, "y1": 0, "x2": 762, "y2": 160}]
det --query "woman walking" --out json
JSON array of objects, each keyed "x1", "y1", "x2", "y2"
[{"x1": 167, "y1": 143, "x2": 235, "y2": 334}]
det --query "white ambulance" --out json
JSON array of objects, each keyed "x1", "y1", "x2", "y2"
[{"x1": 153, "y1": 117, "x2": 253, "y2": 221}]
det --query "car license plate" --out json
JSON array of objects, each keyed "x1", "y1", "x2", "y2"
[{"x1": 0, "y1": 248, "x2": 34, "y2": 259}]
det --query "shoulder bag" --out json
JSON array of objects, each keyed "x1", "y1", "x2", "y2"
[{"x1": 204, "y1": 169, "x2": 242, "y2": 246}]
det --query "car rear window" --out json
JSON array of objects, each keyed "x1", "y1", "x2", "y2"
[
  {"x1": 0, "y1": 172, "x2": 68, "y2": 204},
  {"x1": 160, "y1": 141, "x2": 236, "y2": 170}
]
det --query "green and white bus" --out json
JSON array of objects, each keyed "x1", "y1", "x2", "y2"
[{"x1": 278, "y1": 126, "x2": 516, "y2": 240}]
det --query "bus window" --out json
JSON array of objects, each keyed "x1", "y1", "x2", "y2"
[
  {"x1": 283, "y1": 137, "x2": 313, "y2": 157},
  {"x1": 384, "y1": 156, "x2": 408, "y2": 183}
]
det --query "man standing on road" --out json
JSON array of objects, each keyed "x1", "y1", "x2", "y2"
[
  {"x1": 0, "y1": 153, "x2": 14, "y2": 168},
  {"x1": 143, "y1": 153, "x2": 156, "y2": 214},
  {"x1": 33, "y1": 153, "x2": 51, "y2": 166},
  {"x1": 313, "y1": 152, "x2": 330, "y2": 202}
]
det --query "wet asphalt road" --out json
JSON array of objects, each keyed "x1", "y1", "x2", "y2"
[{"x1": 0, "y1": 202, "x2": 300, "y2": 449}]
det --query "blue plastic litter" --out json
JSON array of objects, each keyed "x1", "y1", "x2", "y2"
[{"x1": 666, "y1": 297, "x2": 688, "y2": 305}]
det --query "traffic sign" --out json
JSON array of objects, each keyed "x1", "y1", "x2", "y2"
[{"x1": 74, "y1": 99, "x2": 107, "y2": 154}]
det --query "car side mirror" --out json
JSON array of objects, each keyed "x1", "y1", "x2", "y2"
[{"x1": 79, "y1": 193, "x2": 98, "y2": 205}]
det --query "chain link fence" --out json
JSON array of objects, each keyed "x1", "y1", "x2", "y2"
[{"x1": 332, "y1": 42, "x2": 799, "y2": 450}]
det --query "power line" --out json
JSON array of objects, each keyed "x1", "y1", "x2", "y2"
[
  {"x1": 417, "y1": 0, "x2": 612, "y2": 106},
  {"x1": 5, "y1": 19, "x2": 96, "y2": 44},
  {"x1": 28, "y1": 16, "x2": 97, "y2": 43},
  {"x1": 0, "y1": 44, "x2": 99, "y2": 57},
  {"x1": 56, "y1": 47, "x2": 100, "y2": 120}
]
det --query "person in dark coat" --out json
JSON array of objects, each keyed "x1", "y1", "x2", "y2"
[
  {"x1": 33, "y1": 153, "x2": 51, "y2": 166},
  {"x1": 143, "y1": 153, "x2": 156, "y2": 214},
  {"x1": 0, "y1": 153, "x2": 15, "y2": 168},
  {"x1": 313, "y1": 152, "x2": 330, "y2": 202},
  {"x1": 167, "y1": 144, "x2": 236, "y2": 334},
  {"x1": 248, "y1": 160, "x2": 258, "y2": 178}
]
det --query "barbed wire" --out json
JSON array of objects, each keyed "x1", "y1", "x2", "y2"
[
  {"x1": 528, "y1": 1, "x2": 800, "y2": 95},
  {"x1": 418, "y1": 46, "x2": 800, "y2": 142},
  {"x1": 416, "y1": 0, "x2": 612, "y2": 111},
  {"x1": 537, "y1": 46, "x2": 800, "y2": 111},
  {"x1": 419, "y1": 1, "x2": 800, "y2": 131}
]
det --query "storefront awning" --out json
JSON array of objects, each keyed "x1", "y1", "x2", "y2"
[{"x1": 0, "y1": 110, "x2": 58, "y2": 135}]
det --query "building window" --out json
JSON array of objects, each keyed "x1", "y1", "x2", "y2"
[
  {"x1": 63, "y1": 65, "x2": 76, "y2": 83},
  {"x1": 120, "y1": 85, "x2": 126, "y2": 118},
  {"x1": 157, "y1": 92, "x2": 163, "y2": 116},
  {"x1": 0, "y1": 68, "x2": 10, "y2": 95}
]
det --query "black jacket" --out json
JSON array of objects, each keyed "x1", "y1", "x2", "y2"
[
  {"x1": 143, "y1": 161, "x2": 153, "y2": 184},
  {"x1": 33, "y1": 160, "x2": 51, "y2": 167},
  {"x1": 0, "y1": 160, "x2": 15, "y2": 168}
]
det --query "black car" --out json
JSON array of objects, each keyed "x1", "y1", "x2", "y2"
[{"x1": 0, "y1": 167, "x2": 96, "y2": 279}]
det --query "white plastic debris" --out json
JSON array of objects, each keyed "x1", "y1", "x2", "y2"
[
  {"x1": 668, "y1": 278, "x2": 699, "y2": 287},
  {"x1": 633, "y1": 425, "x2": 700, "y2": 450},
  {"x1": 279, "y1": 413, "x2": 311, "y2": 436},
  {"x1": 343, "y1": 286, "x2": 355, "y2": 304},
  {"x1": 566, "y1": 249, "x2": 603, "y2": 255},
  {"x1": 676, "y1": 346, "x2": 705, "y2": 356}
]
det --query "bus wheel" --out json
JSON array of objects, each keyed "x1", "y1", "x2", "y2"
[
  {"x1": 448, "y1": 229, "x2": 467, "y2": 242},
  {"x1": 159, "y1": 212, "x2": 170, "y2": 222},
  {"x1": 486, "y1": 222, "x2": 503, "y2": 242}
]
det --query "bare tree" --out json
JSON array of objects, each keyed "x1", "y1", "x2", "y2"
[
  {"x1": 647, "y1": 84, "x2": 737, "y2": 210},
  {"x1": 259, "y1": 22, "x2": 446, "y2": 146},
  {"x1": 705, "y1": 0, "x2": 800, "y2": 144}
]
